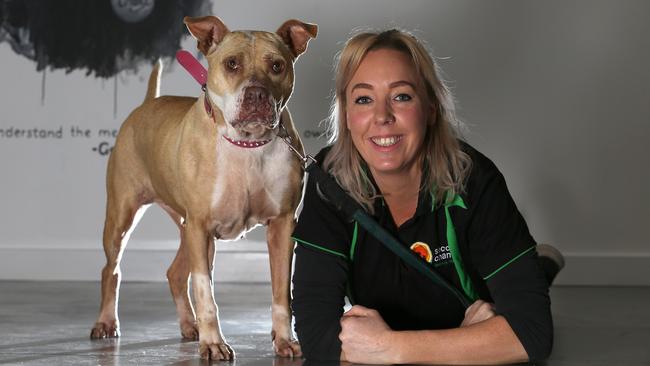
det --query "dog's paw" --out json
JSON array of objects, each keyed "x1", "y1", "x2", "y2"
[
  {"x1": 90, "y1": 322, "x2": 120, "y2": 339},
  {"x1": 272, "y1": 335, "x2": 302, "y2": 358},
  {"x1": 199, "y1": 341, "x2": 235, "y2": 360},
  {"x1": 180, "y1": 321, "x2": 199, "y2": 341}
]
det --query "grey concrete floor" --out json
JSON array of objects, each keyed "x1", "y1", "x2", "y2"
[{"x1": 0, "y1": 281, "x2": 648, "y2": 365}]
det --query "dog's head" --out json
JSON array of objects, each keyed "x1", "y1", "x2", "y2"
[{"x1": 184, "y1": 16, "x2": 317, "y2": 140}]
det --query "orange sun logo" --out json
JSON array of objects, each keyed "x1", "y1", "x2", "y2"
[{"x1": 410, "y1": 242, "x2": 433, "y2": 263}]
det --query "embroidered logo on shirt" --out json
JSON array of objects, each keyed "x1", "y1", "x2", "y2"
[
  {"x1": 410, "y1": 242, "x2": 433, "y2": 263},
  {"x1": 432, "y1": 244, "x2": 452, "y2": 265}
]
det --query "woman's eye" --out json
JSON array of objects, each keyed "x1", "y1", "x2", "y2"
[
  {"x1": 354, "y1": 96, "x2": 372, "y2": 104},
  {"x1": 394, "y1": 93, "x2": 412, "y2": 102}
]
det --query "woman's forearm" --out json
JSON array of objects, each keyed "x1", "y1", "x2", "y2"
[{"x1": 391, "y1": 316, "x2": 528, "y2": 365}]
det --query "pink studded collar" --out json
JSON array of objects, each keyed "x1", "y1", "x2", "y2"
[{"x1": 222, "y1": 135, "x2": 272, "y2": 148}]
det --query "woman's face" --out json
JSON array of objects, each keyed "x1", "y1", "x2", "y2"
[{"x1": 345, "y1": 48, "x2": 427, "y2": 178}]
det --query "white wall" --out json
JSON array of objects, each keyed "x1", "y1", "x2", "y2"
[{"x1": 1, "y1": 0, "x2": 648, "y2": 285}]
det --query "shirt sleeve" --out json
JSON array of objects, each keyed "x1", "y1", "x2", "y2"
[
  {"x1": 465, "y1": 156, "x2": 552, "y2": 361},
  {"x1": 292, "y1": 243, "x2": 348, "y2": 360},
  {"x1": 487, "y1": 250, "x2": 553, "y2": 362},
  {"x1": 291, "y1": 162, "x2": 352, "y2": 360}
]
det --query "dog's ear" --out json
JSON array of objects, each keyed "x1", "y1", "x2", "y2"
[
  {"x1": 184, "y1": 16, "x2": 230, "y2": 55},
  {"x1": 276, "y1": 20, "x2": 318, "y2": 58}
]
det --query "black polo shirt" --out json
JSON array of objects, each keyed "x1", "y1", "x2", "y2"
[{"x1": 291, "y1": 141, "x2": 552, "y2": 362}]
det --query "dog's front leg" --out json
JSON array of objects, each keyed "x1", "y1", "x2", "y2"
[
  {"x1": 185, "y1": 219, "x2": 234, "y2": 360},
  {"x1": 267, "y1": 213, "x2": 302, "y2": 357}
]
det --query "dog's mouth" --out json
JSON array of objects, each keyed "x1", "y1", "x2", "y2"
[
  {"x1": 223, "y1": 119, "x2": 278, "y2": 149},
  {"x1": 215, "y1": 84, "x2": 284, "y2": 147},
  {"x1": 231, "y1": 116, "x2": 278, "y2": 131},
  {"x1": 228, "y1": 117, "x2": 277, "y2": 140}
]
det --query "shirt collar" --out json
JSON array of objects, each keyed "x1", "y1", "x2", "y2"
[{"x1": 366, "y1": 168, "x2": 434, "y2": 222}]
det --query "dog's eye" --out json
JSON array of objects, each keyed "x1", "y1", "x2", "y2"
[
  {"x1": 271, "y1": 61, "x2": 285, "y2": 74},
  {"x1": 225, "y1": 57, "x2": 240, "y2": 72}
]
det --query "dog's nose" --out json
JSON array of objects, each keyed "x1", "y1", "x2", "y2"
[
  {"x1": 244, "y1": 86, "x2": 269, "y2": 104},
  {"x1": 238, "y1": 86, "x2": 274, "y2": 125}
]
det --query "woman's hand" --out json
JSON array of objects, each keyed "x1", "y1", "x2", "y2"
[
  {"x1": 339, "y1": 305, "x2": 396, "y2": 364},
  {"x1": 460, "y1": 299, "x2": 496, "y2": 327}
]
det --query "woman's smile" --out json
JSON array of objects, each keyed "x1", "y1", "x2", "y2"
[{"x1": 370, "y1": 135, "x2": 403, "y2": 148}]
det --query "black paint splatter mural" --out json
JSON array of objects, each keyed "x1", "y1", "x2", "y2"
[
  {"x1": 0, "y1": 0, "x2": 212, "y2": 77},
  {"x1": 0, "y1": 0, "x2": 212, "y2": 115}
]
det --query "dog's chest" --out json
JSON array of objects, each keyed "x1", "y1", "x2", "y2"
[{"x1": 209, "y1": 139, "x2": 295, "y2": 239}]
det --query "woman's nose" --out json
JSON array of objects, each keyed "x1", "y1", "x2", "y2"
[{"x1": 375, "y1": 100, "x2": 395, "y2": 125}]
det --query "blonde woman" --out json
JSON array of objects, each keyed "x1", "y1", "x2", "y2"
[{"x1": 291, "y1": 29, "x2": 562, "y2": 364}]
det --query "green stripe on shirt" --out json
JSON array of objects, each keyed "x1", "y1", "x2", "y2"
[
  {"x1": 349, "y1": 221, "x2": 359, "y2": 260},
  {"x1": 483, "y1": 245, "x2": 536, "y2": 280},
  {"x1": 292, "y1": 236, "x2": 348, "y2": 259}
]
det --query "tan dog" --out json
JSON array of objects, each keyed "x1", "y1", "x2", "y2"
[{"x1": 89, "y1": 15, "x2": 317, "y2": 360}]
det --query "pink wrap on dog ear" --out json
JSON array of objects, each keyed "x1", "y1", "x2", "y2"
[
  {"x1": 184, "y1": 16, "x2": 230, "y2": 55},
  {"x1": 276, "y1": 20, "x2": 318, "y2": 58}
]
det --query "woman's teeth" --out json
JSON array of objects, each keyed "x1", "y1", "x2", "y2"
[{"x1": 371, "y1": 136, "x2": 402, "y2": 147}]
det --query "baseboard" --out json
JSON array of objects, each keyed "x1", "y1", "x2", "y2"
[
  {"x1": 553, "y1": 252, "x2": 650, "y2": 286},
  {"x1": 0, "y1": 243, "x2": 648, "y2": 285}
]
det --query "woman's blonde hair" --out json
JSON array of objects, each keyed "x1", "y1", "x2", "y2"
[{"x1": 323, "y1": 29, "x2": 471, "y2": 213}]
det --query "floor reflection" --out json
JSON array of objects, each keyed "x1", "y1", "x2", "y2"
[{"x1": 0, "y1": 282, "x2": 648, "y2": 365}]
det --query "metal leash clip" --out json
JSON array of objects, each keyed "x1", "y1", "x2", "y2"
[{"x1": 275, "y1": 122, "x2": 317, "y2": 169}]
